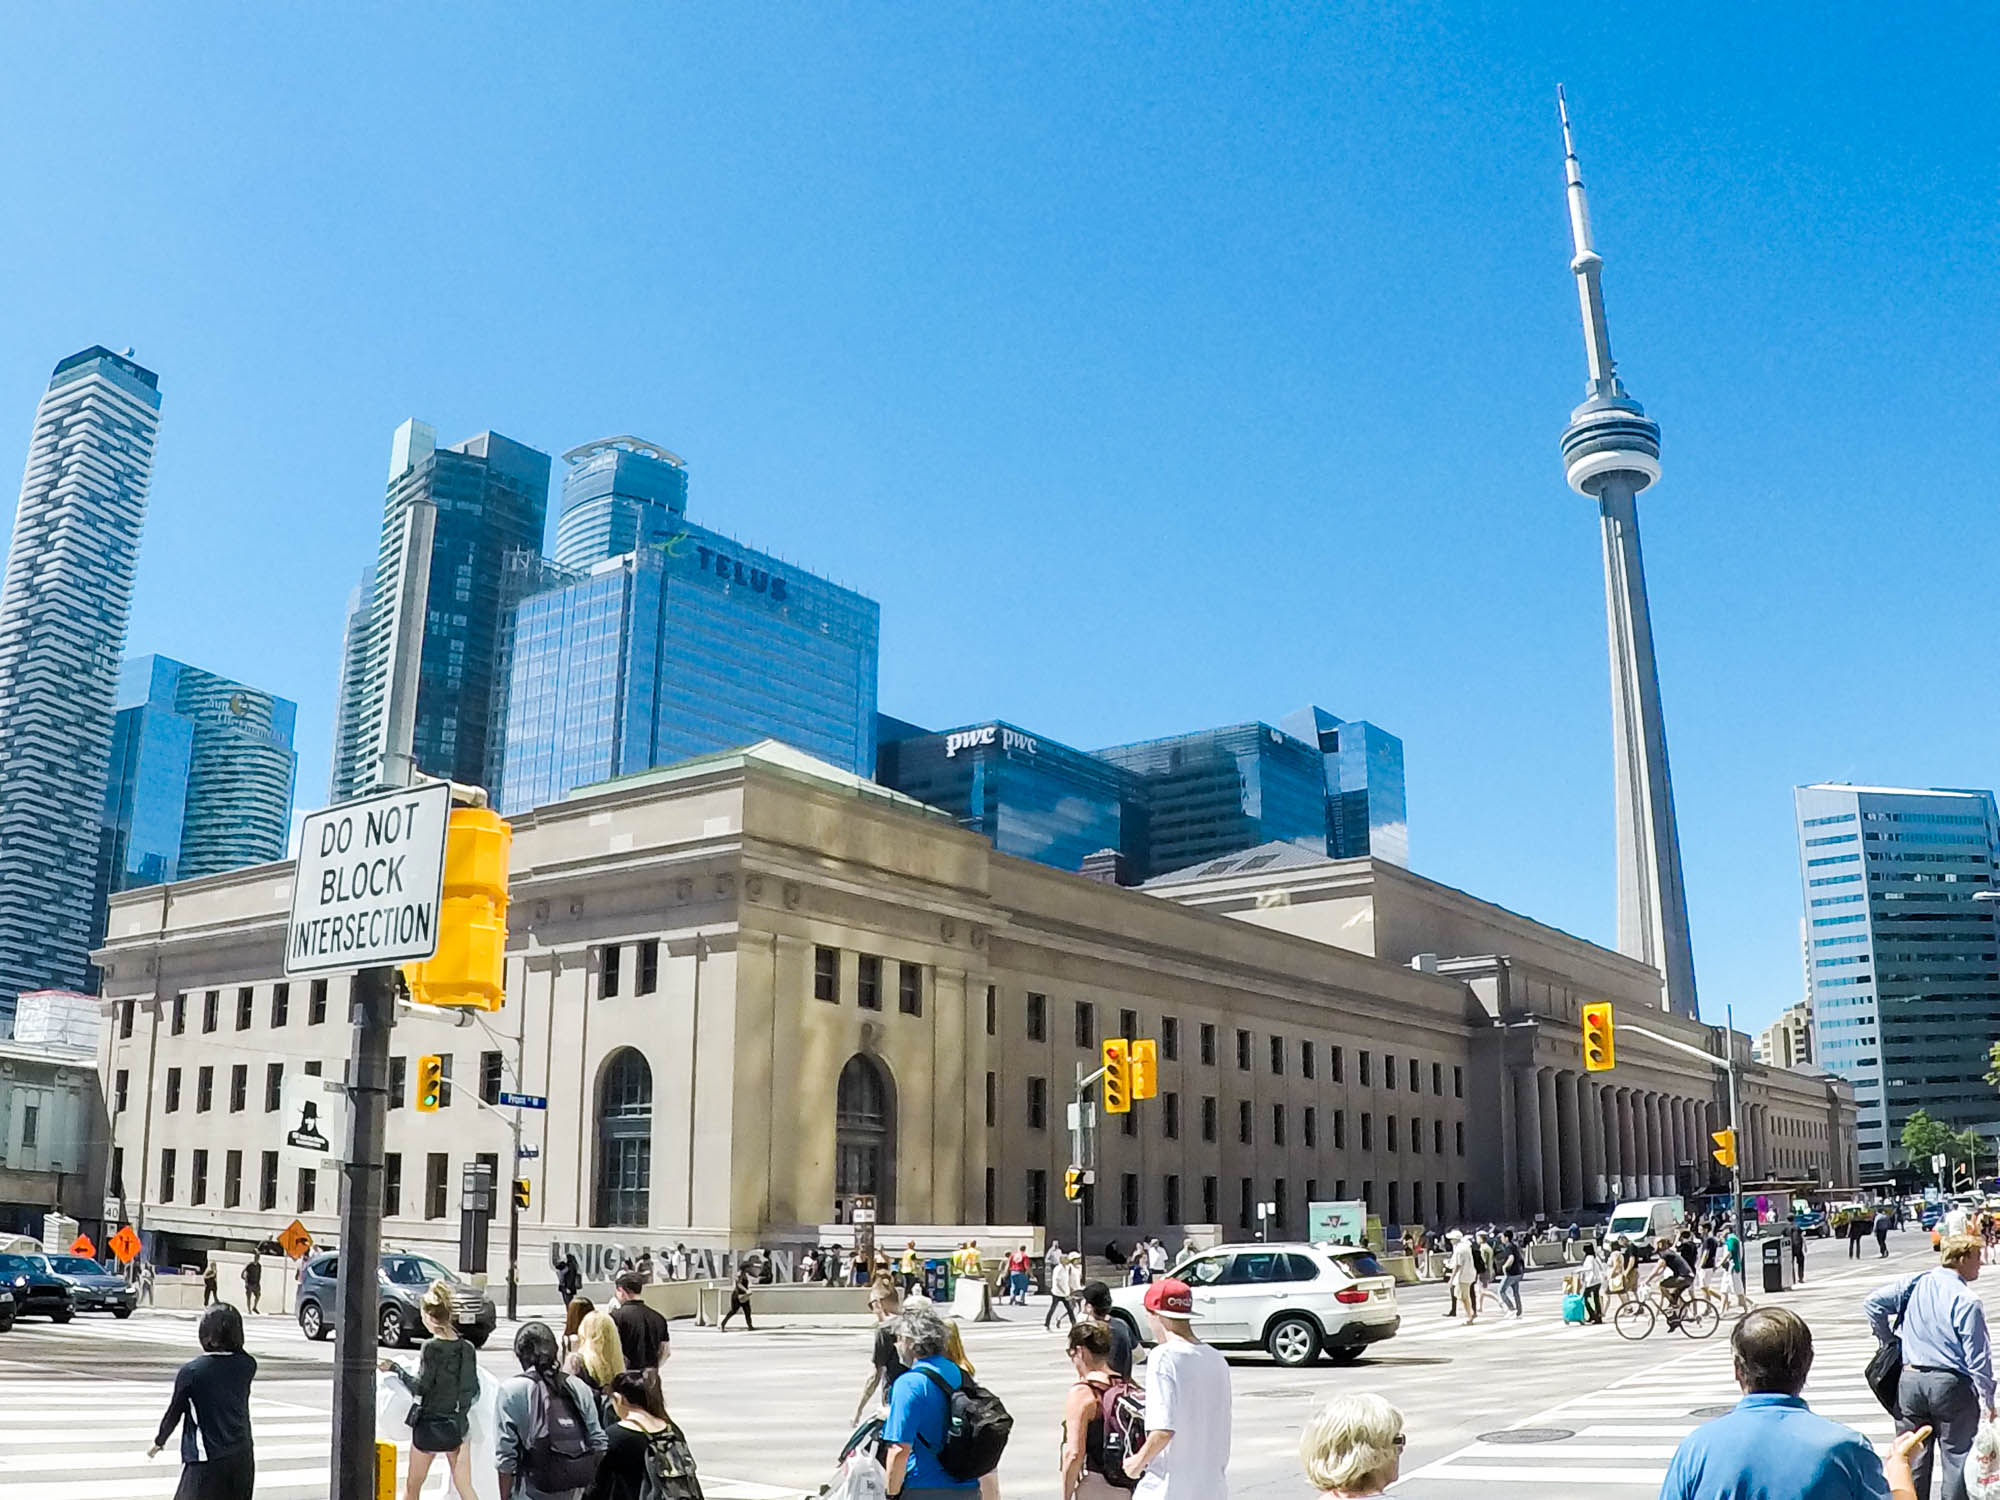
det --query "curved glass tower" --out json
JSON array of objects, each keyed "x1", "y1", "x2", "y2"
[{"x1": 552, "y1": 436, "x2": 689, "y2": 570}]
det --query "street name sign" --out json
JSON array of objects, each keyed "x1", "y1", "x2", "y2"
[
  {"x1": 497, "y1": 1091, "x2": 547, "y2": 1111},
  {"x1": 286, "y1": 781, "x2": 451, "y2": 975}
]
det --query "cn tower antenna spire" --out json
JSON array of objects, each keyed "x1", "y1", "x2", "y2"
[{"x1": 1553, "y1": 90, "x2": 1700, "y2": 1022}]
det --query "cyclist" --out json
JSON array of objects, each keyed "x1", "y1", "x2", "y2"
[{"x1": 1649, "y1": 1235, "x2": 1697, "y2": 1323}]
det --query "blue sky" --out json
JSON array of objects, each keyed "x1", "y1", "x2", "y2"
[{"x1": 3, "y1": 5, "x2": 1994, "y2": 1036}]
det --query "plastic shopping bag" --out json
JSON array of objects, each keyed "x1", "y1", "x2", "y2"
[
  {"x1": 1969, "y1": 1420, "x2": 2000, "y2": 1500},
  {"x1": 375, "y1": 1367, "x2": 415, "y2": 1433},
  {"x1": 820, "y1": 1452, "x2": 889, "y2": 1500}
]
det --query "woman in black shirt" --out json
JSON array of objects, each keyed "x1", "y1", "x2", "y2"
[
  {"x1": 150, "y1": 1303, "x2": 256, "y2": 1500},
  {"x1": 593, "y1": 1369, "x2": 700, "y2": 1500}
]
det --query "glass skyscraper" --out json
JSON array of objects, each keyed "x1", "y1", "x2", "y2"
[
  {"x1": 93, "y1": 656, "x2": 297, "y2": 953},
  {"x1": 1793, "y1": 783, "x2": 2000, "y2": 1175},
  {"x1": 876, "y1": 720, "x2": 1144, "y2": 876},
  {"x1": 330, "y1": 420, "x2": 551, "y2": 801},
  {"x1": 498, "y1": 439, "x2": 879, "y2": 814},
  {"x1": 1095, "y1": 722, "x2": 1333, "y2": 878},
  {"x1": 0, "y1": 347, "x2": 162, "y2": 1028},
  {"x1": 1277, "y1": 705, "x2": 1409, "y2": 866}
]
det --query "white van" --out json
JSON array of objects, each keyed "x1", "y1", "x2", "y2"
[{"x1": 1607, "y1": 1197, "x2": 1685, "y2": 1257}]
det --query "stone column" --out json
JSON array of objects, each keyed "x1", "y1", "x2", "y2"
[
  {"x1": 1580, "y1": 1081, "x2": 1606, "y2": 1205},
  {"x1": 1618, "y1": 1090, "x2": 1639, "y2": 1198},
  {"x1": 1556, "y1": 1071, "x2": 1584, "y2": 1214},
  {"x1": 1513, "y1": 1068, "x2": 1545, "y2": 1223},
  {"x1": 1644, "y1": 1093, "x2": 1664, "y2": 1195},
  {"x1": 1538, "y1": 1068, "x2": 1561, "y2": 1217},
  {"x1": 1669, "y1": 1097, "x2": 1688, "y2": 1185},
  {"x1": 1599, "y1": 1084, "x2": 1622, "y2": 1202}
]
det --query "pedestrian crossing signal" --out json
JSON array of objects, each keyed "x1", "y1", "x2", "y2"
[
  {"x1": 513, "y1": 1177, "x2": 531, "y2": 1210},
  {"x1": 1131, "y1": 1038, "x2": 1159, "y2": 1100},
  {"x1": 1712, "y1": 1128, "x2": 1738, "y2": 1168},
  {"x1": 416, "y1": 1054, "x2": 445, "y2": 1113},
  {"x1": 1581, "y1": 1001, "x2": 1615, "y2": 1071},
  {"x1": 1064, "y1": 1168, "x2": 1083, "y2": 1202},
  {"x1": 1101, "y1": 1039, "x2": 1132, "y2": 1114}
]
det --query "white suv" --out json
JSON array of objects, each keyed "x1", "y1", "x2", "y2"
[{"x1": 1108, "y1": 1242, "x2": 1399, "y2": 1367}]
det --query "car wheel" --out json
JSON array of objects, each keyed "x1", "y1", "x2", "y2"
[
  {"x1": 464, "y1": 1327, "x2": 491, "y2": 1350},
  {"x1": 298, "y1": 1300, "x2": 327, "y2": 1341},
  {"x1": 113, "y1": 1307, "x2": 133, "y2": 1320},
  {"x1": 1324, "y1": 1347, "x2": 1362, "y2": 1365},
  {"x1": 380, "y1": 1306, "x2": 406, "y2": 1348},
  {"x1": 1265, "y1": 1314, "x2": 1322, "y2": 1367},
  {"x1": 51, "y1": 1307, "x2": 73, "y2": 1324}
]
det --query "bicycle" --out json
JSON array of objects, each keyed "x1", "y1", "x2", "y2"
[{"x1": 1613, "y1": 1281, "x2": 1721, "y2": 1341}]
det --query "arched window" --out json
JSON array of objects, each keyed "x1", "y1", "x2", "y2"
[
  {"x1": 835, "y1": 1053, "x2": 894, "y2": 1223},
  {"x1": 594, "y1": 1048, "x2": 653, "y2": 1227}
]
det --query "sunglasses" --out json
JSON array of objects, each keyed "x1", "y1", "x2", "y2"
[{"x1": 1393, "y1": 1435, "x2": 1407, "y2": 1450}]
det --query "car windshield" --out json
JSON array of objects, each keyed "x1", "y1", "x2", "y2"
[
  {"x1": 382, "y1": 1255, "x2": 456, "y2": 1286},
  {"x1": 47, "y1": 1256, "x2": 105, "y2": 1275},
  {"x1": 1181, "y1": 1254, "x2": 1229, "y2": 1286},
  {"x1": 1608, "y1": 1214, "x2": 1649, "y2": 1235},
  {"x1": 0, "y1": 1255, "x2": 36, "y2": 1275}
]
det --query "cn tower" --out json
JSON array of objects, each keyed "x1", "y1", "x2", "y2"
[{"x1": 1556, "y1": 89, "x2": 1700, "y2": 1020}]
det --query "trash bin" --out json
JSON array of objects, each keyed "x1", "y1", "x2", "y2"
[{"x1": 1761, "y1": 1235, "x2": 1788, "y2": 1293}]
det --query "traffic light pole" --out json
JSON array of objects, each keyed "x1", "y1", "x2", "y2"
[
  {"x1": 1071, "y1": 1062, "x2": 1107, "y2": 1266},
  {"x1": 332, "y1": 494, "x2": 433, "y2": 1500}
]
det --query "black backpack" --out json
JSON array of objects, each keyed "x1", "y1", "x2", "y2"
[
  {"x1": 523, "y1": 1373, "x2": 602, "y2": 1492},
  {"x1": 641, "y1": 1420, "x2": 704, "y2": 1500},
  {"x1": 917, "y1": 1368, "x2": 1013, "y2": 1480}
]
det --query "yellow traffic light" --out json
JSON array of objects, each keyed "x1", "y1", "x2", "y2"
[
  {"x1": 1064, "y1": 1168, "x2": 1083, "y2": 1202},
  {"x1": 1102, "y1": 1038, "x2": 1131, "y2": 1114},
  {"x1": 1581, "y1": 1001, "x2": 1615, "y2": 1071},
  {"x1": 404, "y1": 806, "x2": 512, "y2": 1010},
  {"x1": 416, "y1": 1054, "x2": 445, "y2": 1113},
  {"x1": 1131, "y1": 1039, "x2": 1159, "y2": 1100},
  {"x1": 1712, "y1": 1128, "x2": 1738, "y2": 1168},
  {"x1": 513, "y1": 1178, "x2": 531, "y2": 1211}
]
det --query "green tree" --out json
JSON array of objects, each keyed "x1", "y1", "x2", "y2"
[{"x1": 1901, "y1": 1109, "x2": 1958, "y2": 1169}]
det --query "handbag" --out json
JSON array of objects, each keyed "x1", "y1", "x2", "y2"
[{"x1": 1866, "y1": 1276, "x2": 1917, "y2": 1417}]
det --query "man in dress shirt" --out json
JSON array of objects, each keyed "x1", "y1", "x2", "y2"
[{"x1": 1865, "y1": 1235, "x2": 1995, "y2": 1500}]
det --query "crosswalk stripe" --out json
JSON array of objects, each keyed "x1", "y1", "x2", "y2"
[{"x1": 2, "y1": 1467, "x2": 334, "y2": 1500}]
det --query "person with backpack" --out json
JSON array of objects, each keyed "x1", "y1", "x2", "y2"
[
  {"x1": 1496, "y1": 1231, "x2": 1526, "y2": 1318},
  {"x1": 1080, "y1": 1282, "x2": 1136, "y2": 1380},
  {"x1": 590, "y1": 1368, "x2": 701, "y2": 1500},
  {"x1": 496, "y1": 1320, "x2": 608, "y2": 1500},
  {"x1": 382, "y1": 1281, "x2": 483, "y2": 1500},
  {"x1": 1061, "y1": 1320, "x2": 1141, "y2": 1498},
  {"x1": 881, "y1": 1304, "x2": 1006, "y2": 1497}
]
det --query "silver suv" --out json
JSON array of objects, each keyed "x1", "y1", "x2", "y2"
[{"x1": 296, "y1": 1251, "x2": 496, "y2": 1349}]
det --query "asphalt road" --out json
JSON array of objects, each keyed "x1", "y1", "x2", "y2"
[{"x1": 0, "y1": 1229, "x2": 1951, "y2": 1498}]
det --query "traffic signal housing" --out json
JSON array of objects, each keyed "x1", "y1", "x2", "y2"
[
  {"x1": 1131, "y1": 1039, "x2": 1159, "y2": 1101},
  {"x1": 416, "y1": 1054, "x2": 445, "y2": 1113},
  {"x1": 1581, "y1": 1001, "x2": 1615, "y2": 1071},
  {"x1": 404, "y1": 805, "x2": 512, "y2": 1010},
  {"x1": 1102, "y1": 1039, "x2": 1131, "y2": 1114},
  {"x1": 513, "y1": 1178, "x2": 531, "y2": 1211},
  {"x1": 1712, "y1": 1128, "x2": 1738, "y2": 1168},
  {"x1": 1064, "y1": 1168, "x2": 1083, "y2": 1203}
]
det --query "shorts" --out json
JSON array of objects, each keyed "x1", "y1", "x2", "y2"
[
  {"x1": 411, "y1": 1412, "x2": 468, "y2": 1453},
  {"x1": 175, "y1": 1451, "x2": 256, "y2": 1500}
]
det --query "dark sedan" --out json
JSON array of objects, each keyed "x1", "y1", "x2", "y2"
[
  {"x1": 32, "y1": 1254, "x2": 136, "y2": 1317},
  {"x1": 0, "y1": 1253, "x2": 73, "y2": 1322}
]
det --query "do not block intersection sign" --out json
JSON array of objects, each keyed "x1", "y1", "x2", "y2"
[{"x1": 286, "y1": 781, "x2": 452, "y2": 975}]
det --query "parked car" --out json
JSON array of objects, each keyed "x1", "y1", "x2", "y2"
[
  {"x1": 30, "y1": 1254, "x2": 137, "y2": 1317},
  {"x1": 296, "y1": 1251, "x2": 496, "y2": 1348},
  {"x1": 1107, "y1": 1241, "x2": 1399, "y2": 1368},
  {"x1": 1792, "y1": 1210, "x2": 1829, "y2": 1238},
  {"x1": 0, "y1": 1253, "x2": 74, "y2": 1322}
]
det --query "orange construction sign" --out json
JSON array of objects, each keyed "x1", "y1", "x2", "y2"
[
  {"x1": 109, "y1": 1225, "x2": 143, "y2": 1264},
  {"x1": 277, "y1": 1219, "x2": 313, "y2": 1260},
  {"x1": 68, "y1": 1234, "x2": 95, "y2": 1258}
]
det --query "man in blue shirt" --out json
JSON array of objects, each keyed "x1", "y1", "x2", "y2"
[
  {"x1": 1866, "y1": 1235, "x2": 1996, "y2": 1500},
  {"x1": 1660, "y1": 1307, "x2": 1927, "y2": 1500},
  {"x1": 881, "y1": 1304, "x2": 980, "y2": 1497}
]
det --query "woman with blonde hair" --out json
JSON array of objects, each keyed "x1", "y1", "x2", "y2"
[
  {"x1": 1300, "y1": 1392, "x2": 1405, "y2": 1498},
  {"x1": 565, "y1": 1307, "x2": 625, "y2": 1424},
  {"x1": 379, "y1": 1282, "x2": 480, "y2": 1500}
]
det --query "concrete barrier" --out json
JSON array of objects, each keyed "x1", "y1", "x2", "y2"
[
  {"x1": 696, "y1": 1281, "x2": 873, "y2": 1325},
  {"x1": 1527, "y1": 1242, "x2": 1569, "y2": 1269},
  {"x1": 1379, "y1": 1254, "x2": 1419, "y2": 1284}
]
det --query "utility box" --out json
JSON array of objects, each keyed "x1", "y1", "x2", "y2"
[{"x1": 1761, "y1": 1234, "x2": 1794, "y2": 1293}]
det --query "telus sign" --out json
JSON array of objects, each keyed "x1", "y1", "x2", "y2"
[{"x1": 650, "y1": 530, "x2": 789, "y2": 601}]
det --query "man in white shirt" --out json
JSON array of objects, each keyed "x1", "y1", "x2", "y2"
[
  {"x1": 1147, "y1": 1239, "x2": 1170, "y2": 1277},
  {"x1": 1123, "y1": 1277, "x2": 1232, "y2": 1498}
]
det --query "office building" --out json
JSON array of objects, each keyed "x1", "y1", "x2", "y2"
[
  {"x1": 0, "y1": 346, "x2": 163, "y2": 1030},
  {"x1": 0, "y1": 1001, "x2": 105, "y2": 1238},
  {"x1": 95, "y1": 740, "x2": 1853, "y2": 1273},
  {"x1": 1555, "y1": 96, "x2": 1701, "y2": 1020},
  {"x1": 325, "y1": 570, "x2": 374, "y2": 803},
  {"x1": 498, "y1": 440, "x2": 878, "y2": 813},
  {"x1": 876, "y1": 719, "x2": 1145, "y2": 876},
  {"x1": 1754, "y1": 1003, "x2": 1813, "y2": 1070},
  {"x1": 1095, "y1": 722, "x2": 1330, "y2": 878},
  {"x1": 1277, "y1": 707, "x2": 1409, "y2": 866},
  {"x1": 1793, "y1": 784, "x2": 2000, "y2": 1176},
  {"x1": 329, "y1": 420, "x2": 550, "y2": 802},
  {"x1": 92, "y1": 656, "x2": 296, "y2": 952}
]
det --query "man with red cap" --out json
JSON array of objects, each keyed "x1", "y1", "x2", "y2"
[{"x1": 1121, "y1": 1277, "x2": 1232, "y2": 1497}]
